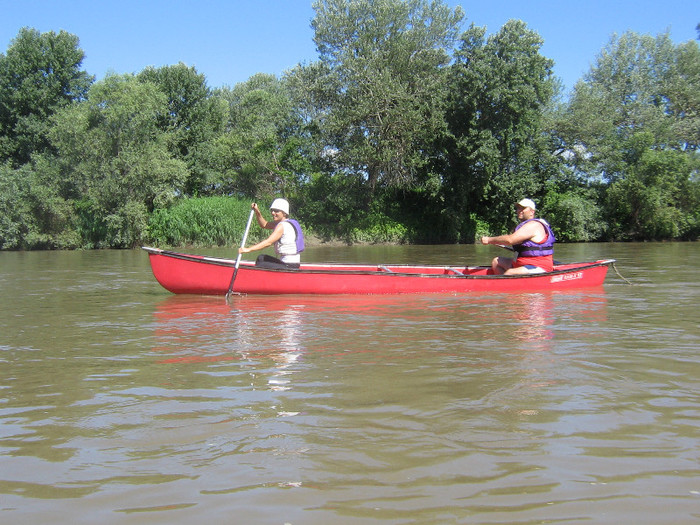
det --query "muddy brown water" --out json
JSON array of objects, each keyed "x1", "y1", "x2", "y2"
[{"x1": 1, "y1": 243, "x2": 698, "y2": 523}]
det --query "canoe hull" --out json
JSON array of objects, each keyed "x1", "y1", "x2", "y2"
[{"x1": 143, "y1": 247, "x2": 615, "y2": 295}]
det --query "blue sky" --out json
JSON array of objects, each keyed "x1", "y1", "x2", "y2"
[{"x1": 1, "y1": 0, "x2": 697, "y2": 94}]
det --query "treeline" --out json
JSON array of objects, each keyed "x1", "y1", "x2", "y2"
[{"x1": 1, "y1": 0, "x2": 698, "y2": 250}]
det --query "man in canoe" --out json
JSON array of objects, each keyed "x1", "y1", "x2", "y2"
[
  {"x1": 239, "y1": 198, "x2": 305, "y2": 269},
  {"x1": 480, "y1": 198, "x2": 556, "y2": 275}
]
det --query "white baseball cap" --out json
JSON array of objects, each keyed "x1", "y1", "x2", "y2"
[{"x1": 517, "y1": 198, "x2": 536, "y2": 210}]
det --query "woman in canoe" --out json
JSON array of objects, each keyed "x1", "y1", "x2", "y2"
[
  {"x1": 239, "y1": 199, "x2": 305, "y2": 269},
  {"x1": 480, "y1": 198, "x2": 556, "y2": 275}
]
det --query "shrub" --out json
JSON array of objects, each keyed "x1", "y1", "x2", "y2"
[{"x1": 147, "y1": 196, "x2": 267, "y2": 247}]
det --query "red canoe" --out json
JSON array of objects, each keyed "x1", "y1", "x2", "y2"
[{"x1": 142, "y1": 247, "x2": 615, "y2": 295}]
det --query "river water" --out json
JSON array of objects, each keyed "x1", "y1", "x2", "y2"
[{"x1": 1, "y1": 243, "x2": 699, "y2": 524}]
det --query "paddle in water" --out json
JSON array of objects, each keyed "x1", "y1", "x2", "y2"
[{"x1": 226, "y1": 208, "x2": 255, "y2": 300}]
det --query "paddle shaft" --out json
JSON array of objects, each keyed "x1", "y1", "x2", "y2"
[{"x1": 226, "y1": 208, "x2": 256, "y2": 297}]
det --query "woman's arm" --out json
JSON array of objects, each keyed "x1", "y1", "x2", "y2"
[
  {"x1": 251, "y1": 203, "x2": 276, "y2": 230},
  {"x1": 239, "y1": 223, "x2": 284, "y2": 254}
]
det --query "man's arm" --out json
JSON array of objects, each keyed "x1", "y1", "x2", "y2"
[{"x1": 481, "y1": 221, "x2": 544, "y2": 246}]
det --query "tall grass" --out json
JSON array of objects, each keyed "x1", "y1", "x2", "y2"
[{"x1": 147, "y1": 196, "x2": 266, "y2": 248}]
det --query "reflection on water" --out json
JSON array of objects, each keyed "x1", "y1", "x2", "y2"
[
  {"x1": 154, "y1": 295, "x2": 307, "y2": 393},
  {"x1": 1, "y1": 244, "x2": 699, "y2": 523}
]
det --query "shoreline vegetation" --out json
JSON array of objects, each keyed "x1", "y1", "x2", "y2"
[
  {"x1": 145, "y1": 196, "x2": 695, "y2": 252},
  {"x1": 146, "y1": 196, "x2": 413, "y2": 250},
  {"x1": 2, "y1": 4, "x2": 699, "y2": 251}
]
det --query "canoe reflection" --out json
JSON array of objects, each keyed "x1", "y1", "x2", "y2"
[
  {"x1": 152, "y1": 290, "x2": 608, "y2": 353},
  {"x1": 151, "y1": 290, "x2": 608, "y2": 418},
  {"x1": 152, "y1": 293, "x2": 443, "y2": 356},
  {"x1": 152, "y1": 294, "x2": 409, "y2": 394},
  {"x1": 453, "y1": 289, "x2": 608, "y2": 348}
]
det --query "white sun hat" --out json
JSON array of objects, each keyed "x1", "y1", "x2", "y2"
[{"x1": 269, "y1": 198, "x2": 290, "y2": 215}]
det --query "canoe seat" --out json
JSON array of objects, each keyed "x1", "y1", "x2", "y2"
[{"x1": 378, "y1": 265, "x2": 393, "y2": 272}]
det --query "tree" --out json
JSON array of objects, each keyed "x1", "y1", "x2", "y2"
[
  {"x1": 0, "y1": 28, "x2": 92, "y2": 166},
  {"x1": 541, "y1": 188, "x2": 605, "y2": 242},
  {"x1": 444, "y1": 20, "x2": 557, "y2": 239},
  {"x1": 558, "y1": 31, "x2": 700, "y2": 240},
  {"x1": 47, "y1": 74, "x2": 188, "y2": 248},
  {"x1": 606, "y1": 141, "x2": 699, "y2": 240},
  {"x1": 309, "y1": 0, "x2": 463, "y2": 197},
  {"x1": 137, "y1": 63, "x2": 227, "y2": 195},
  {"x1": 208, "y1": 74, "x2": 311, "y2": 199},
  {"x1": 562, "y1": 32, "x2": 697, "y2": 177},
  {"x1": 667, "y1": 40, "x2": 700, "y2": 150}
]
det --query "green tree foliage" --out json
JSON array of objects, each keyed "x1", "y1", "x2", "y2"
[
  {"x1": 0, "y1": 28, "x2": 93, "y2": 166},
  {"x1": 606, "y1": 145, "x2": 698, "y2": 239},
  {"x1": 541, "y1": 188, "x2": 605, "y2": 243},
  {"x1": 2, "y1": 20, "x2": 699, "y2": 249},
  {"x1": 0, "y1": 28, "x2": 93, "y2": 249},
  {"x1": 0, "y1": 163, "x2": 25, "y2": 249},
  {"x1": 0, "y1": 158, "x2": 82, "y2": 249},
  {"x1": 444, "y1": 20, "x2": 557, "y2": 239},
  {"x1": 47, "y1": 74, "x2": 188, "y2": 247},
  {"x1": 558, "y1": 31, "x2": 700, "y2": 240},
  {"x1": 209, "y1": 73, "x2": 312, "y2": 200},
  {"x1": 137, "y1": 63, "x2": 228, "y2": 195},
  {"x1": 309, "y1": 0, "x2": 463, "y2": 196},
  {"x1": 668, "y1": 40, "x2": 700, "y2": 150}
]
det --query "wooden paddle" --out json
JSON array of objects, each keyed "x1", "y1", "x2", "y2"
[{"x1": 226, "y1": 208, "x2": 255, "y2": 299}]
